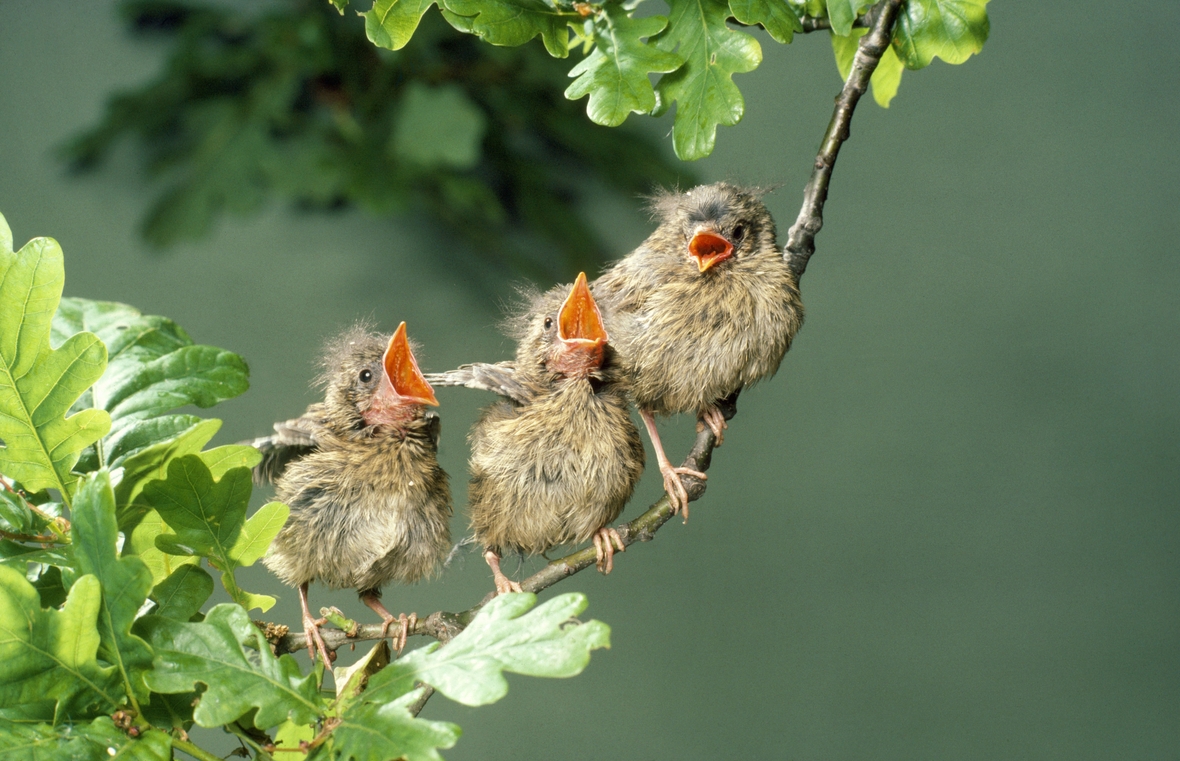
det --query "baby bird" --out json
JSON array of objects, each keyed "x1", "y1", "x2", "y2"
[
  {"x1": 254, "y1": 323, "x2": 450, "y2": 667},
  {"x1": 592, "y1": 183, "x2": 804, "y2": 515},
  {"x1": 428, "y1": 275, "x2": 644, "y2": 592}
]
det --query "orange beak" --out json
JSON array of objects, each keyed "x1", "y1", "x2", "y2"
[
  {"x1": 689, "y1": 231, "x2": 734, "y2": 272},
  {"x1": 558, "y1": 272, "x2": 608, "y2": 347},
  {"x1": 382, "y1": 322, "x2": 439, "y2": 407},
  {"x1": 550, "y1": 273, "x2": 608, "y2": 376}
]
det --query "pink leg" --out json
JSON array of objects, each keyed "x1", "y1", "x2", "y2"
[
  {"x1": 640, "y1": 409, "x2": 706, "y2": 521},
  {"x1": 701, "y1": 404, "x2": 728, "y2": 446},
  {"x1": 298, "y1": 583, "x2": 333, "y2": 672},
  {"x1": 484, "y1": 549, "x2": 523, "y2": 595},
  {"x1": 360, "y1": 592, "x2": 416, "y2": 654},
  {"x1": 592, "y1": 527, "x2": 626, "y2": 574}
]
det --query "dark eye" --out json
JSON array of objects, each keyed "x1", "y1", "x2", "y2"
[
  {"x1": 359, "y1": 369, "x2": 373, "y2": 383},
  {"x1": 732, "y1": 224, "x2": 746, "y2": 241},
  {"x1": 543, "y1": 317, "x2": 553, "y2": 330}
]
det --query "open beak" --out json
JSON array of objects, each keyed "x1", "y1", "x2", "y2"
[
  {"x1": 552, "y1": 272, "x2": 608, "y2": 374},
  {"x1": 559, "y1": 273, "x2": 608, "y2": 347},
  {"x1": 382, "y1": 322, "x2": 439, "y2": 407},
  {"x1": 689, "y1": 231, "x2": 734, "y2": 273}
]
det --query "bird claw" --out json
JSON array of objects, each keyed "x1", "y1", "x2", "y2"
[
  {"x1": 700, "y1": 405, "x2": 728, "y2": 446},
  {"x1": 379, "y1": 612, "x2": 417, "y2": 654},
  {"x1": 302, "y1": 614, "x2": 334, "y2": 673},
  {"x1": 485, "y1": 549, "x2": 524, "y2": 595},
  {"x1": 592, "y1": 527, "x2": 626, "y2": 574},
  {"x1": 660, "y1": 464, "x2": 706, "y2": 522}
]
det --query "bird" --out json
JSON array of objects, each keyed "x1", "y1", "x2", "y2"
[
  {"x1": 252, "y1": 322, "x2": 451, "y2": 668},
  {"x1": 427, "y1": 274, "x2": 645, "y2": 593},
  {"x1": 591, "y1": 182, "x2": 804, "y2": 517}
]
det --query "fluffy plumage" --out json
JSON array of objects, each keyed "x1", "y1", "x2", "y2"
[
  {"x1": 255, "y1": 326, "x2": 450, "y2": 665},
  {"x1": 591, "y1": 182, "x2": 804, "y2": 512},
  {"x1": 431, "y1": 277, "x2": 644, "y2": 589}
]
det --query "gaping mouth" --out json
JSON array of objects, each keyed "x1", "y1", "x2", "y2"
[
  {"x1": 383, "y1": 322, "x2": 438, "y2": 407},
  {"x1": 558, "y1": 272, "x2": 608, "y2": 347},
  {"x1": 689, "y1": 231, "x2": 734, "y2": 272}
]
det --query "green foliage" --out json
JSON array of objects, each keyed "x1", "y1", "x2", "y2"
[
  {"x1": 0, "y1": 569, "x2": 120, "y2": 719},
  {"x1": 71, "y1": 471, "x2": 155, "y2": 707},
  {"x1": 893, "y1": 0, "x2": 990, "y2": 68},
  {"x1": 364, "y1": 592, "x2": 611, "y2": 705},
  {"x1": 351, "y1": 0, "x2": 993, "y2": 160},
  {"x1": 143, "y1": 456, "x2": 286, "y2": 612},
  {"x1": 0, "y1": 209, "x2": 616, "y2": 760},
  {"x1": 565, "y1": 3, "x2": 683, "y2": 127},
  {"x1": 0, "y1": 716, "x2": 172, "y2": 761},
  {"x1": 63, "y1": 1, "x2": 688, "y2": 282},
  {"x1": 0, "y1": 215, "x2": 109, "y2": 504},
  {"x1": 651, "y1": 0, "x2": 763, "y2": 160},
  {"x1": 140, "y1": 603, "x2": 323, "y2": 729}
]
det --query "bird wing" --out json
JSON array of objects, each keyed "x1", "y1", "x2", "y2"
[
  {"x1": 247, "y1": 403, "x2": 330, "y2": 484},
  {"x1": 424, "y1": 362, "x2": 534, "y2": 404}
]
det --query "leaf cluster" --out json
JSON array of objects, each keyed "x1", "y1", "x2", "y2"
[
  {"x1": 345, "y1": 0, "x2": 991, "y2": 159},
  {"x1": 0, "y1": 210, "x2": 612, "y2": 760},
  {"x1": 62, "y1": 0, "x2": 690, "y2": 282}
]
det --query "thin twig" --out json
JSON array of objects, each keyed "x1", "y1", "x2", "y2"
[
  {"x1": 0, "y1": 529, "x2": 64, "y2": 544},
  {"x1": 785, "y1": 0, "x2": 903, "y2": 280}
]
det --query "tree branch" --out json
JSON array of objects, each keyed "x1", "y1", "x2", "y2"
[
  {"x1": 785, "y1": 0, "x2": 903, "y2": 280},
  {"x1": 276, "y1": 393, "x2": 737, "y2": 656}
]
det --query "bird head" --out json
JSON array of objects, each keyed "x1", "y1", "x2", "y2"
[
  {"x1": 648, "y1": 182, "x2": 778, "y2": 274},
  {"x1": 513, "y1": 274, "x2": 610, "y2": 380},
  {"x1": 321, "y1": 323, "x2": 438, "y2": 433}
]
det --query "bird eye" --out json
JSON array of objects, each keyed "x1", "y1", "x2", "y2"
[
  {"x1": 732, "y1": 224, "x2": 746, "y2": 241},
  {"x1": 359, "y1": 369, "x2": 373, "y2": 383},
  {"x1": 543, "y1": 317, "x2": 554, "y2": 330}
]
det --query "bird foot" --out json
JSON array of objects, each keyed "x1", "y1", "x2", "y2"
[
  {"x1": 302, "y1": 612, "x2": 334, "y2": 673},
  {"x1": 592, "y1": 527, "x2": 626, "y2": 574},
  {"x1": 700, "y1": 405, "x2": 728, "y2": 446},
  {"x1": 484, "y1": 549, "x2": 524, "y2": 595},
  {"x1": 660, "y1": 463, "x2": 706, "y2": 522},
  {"x1": 379, "y1": 612, "x2": 417, "y2": 654}
]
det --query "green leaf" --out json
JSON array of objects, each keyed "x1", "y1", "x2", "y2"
[
  {"x1": 651, "y1": 0, "x2": 762, "y2": 160},
  {"x1": 126, "y1": 511, "x2": 198, "y2": 588},
  {"x1": 148, "y1": 564, "x2": 213, "y2": 622},
  {"x1": 141, "y1": 456, "x2": 280, "y2": 611},
  {"x1": 826, "y1": 0, "x2": 875, "y2": 36},
  {"x1": 727, "y1": 0, "x2": 801, "y2": 44},
  {"x1": 274, "y1": 719, "x2": 315, "y2": 752},
  {"x1": 331, "y1": 690, "x2": 460, "y2": 761},
  {"x1": 831, "y1": 27, "x2": 906, "y2": 107},
  {"x1": 391, "y1": 84, "x2": 487, "y2": 169},
  {"x1": 140, "y1": 604, "x2": 322, "y2": 729},
  {"x1": 892, "y1": 0, "x2": 990, "y2": 69},
  {"x1": 330, "y1": 0, "x2": 351, "y2": 13},
  {"x1": 229, "y1": 501, "x2": 289, "y2": 567},
  {"x1": 366, "y1": 592, "x2": 610, "y2": 706},
  {"x1": 440, "y1": 0, "x2": 572, "y2": 58},
  {"x1": 0, "y1": 716, "x2": 172, "y2": 761},
  {"x1": 0, "y1": 568, "x2": 120, "y2": 718},
  {"x1": 0, "y1": 231, "x2": 110, "y2": 502},
  {"x1": 71, "y1": 471, "x2": 155, "y2": 706},
  {"x1": 363, "y1": 0, "x2": 438, "y2": 50},
  {"x1": 565, "y1": 4, "x2": 682, "y2": 127},
  {"x1": 51, "y1": 298, "x2": 250, "y2": 535}
]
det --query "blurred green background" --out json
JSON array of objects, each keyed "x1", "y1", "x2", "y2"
[{"x1": 1, "y1": 1, "x2": 1177, "y2": 758}]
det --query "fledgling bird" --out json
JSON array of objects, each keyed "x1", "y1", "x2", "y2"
[
  {"x1": 252, "y1": 323, "x2": 451, "y2": 668},
  {"x1": 427, "y1": 274, "x2": 645, "y2": 593},
  {"x1": 592, "y1": 182, "x2": 804, "y2": 516}
]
